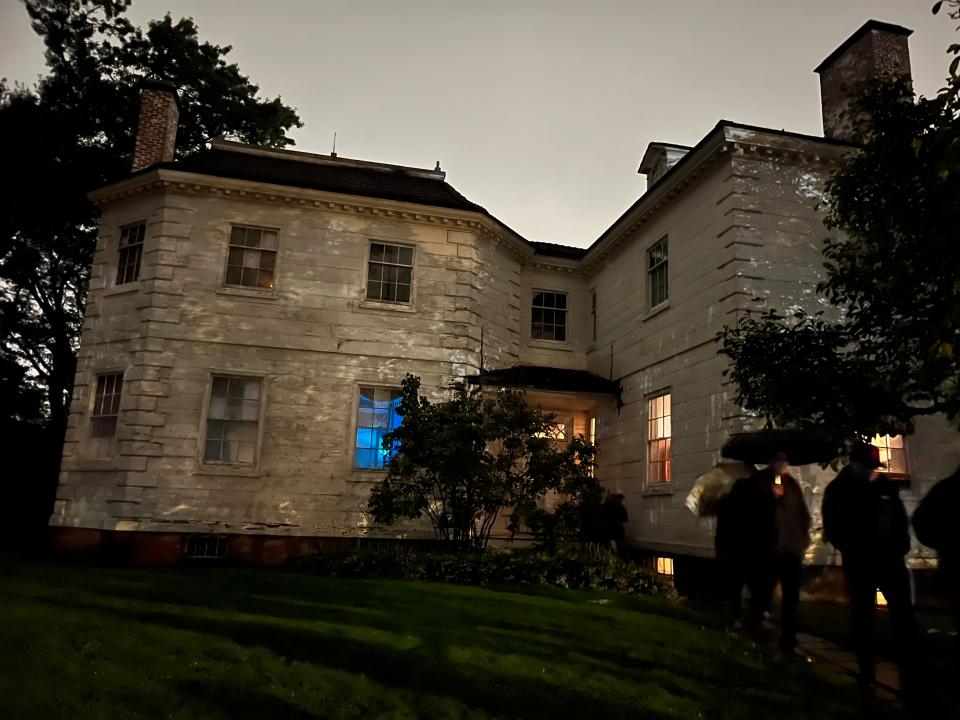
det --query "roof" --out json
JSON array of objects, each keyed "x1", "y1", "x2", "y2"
[
  {"x1": 152, "y1": 143, "x2": 487, "y2": 215},
  {"x1": 814, "y1": 19, "x2": 913, "y2": 74},
  {"x1": 468, "y1": 365, "x2": 619, "y2": 395},
  {"x1": 529, "y1": 241, "x2": 588, "y2": 259}
]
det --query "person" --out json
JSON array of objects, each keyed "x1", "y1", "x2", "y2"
[
  {"x1": 912, "y1": 466, "x2": 960, "y2": 657},
  {"x1": 722, "y1": 452, "x2": 810, "y2": 652},
  {"x1": 600, "y1": 492, "x2": 629, "y2": 557},
  {"x1": 822, "y1": 442, "x2": 917, "y2": 692}
]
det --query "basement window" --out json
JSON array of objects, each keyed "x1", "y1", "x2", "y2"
[
  {"x1": 354, "y1": 386, "x2": 402, "y2": 469},
  {"x1": 183, "y1": 534, "x2": 229, "y2": 559},
  {"x1": 531, "y1": 290, "x2": 567, "y2": 341},
  {"x1": 91, "y1": 372, "x2": 124, "y2": 438},
  {"x1": 656, "y1": 556, "x2": 675, "y2": 577},
  {"x1": 366, "y1": 242, "x2": 414, "y2": 303},
  {"x1": 225, "y1": 225, "x2": 278, "y2": 290},
  {"x1": 116, "y1": 222, "x2": 145, "y2": 285},
  {"x1": 203, "y1": 375, "x2": 262, "y2": 465}
]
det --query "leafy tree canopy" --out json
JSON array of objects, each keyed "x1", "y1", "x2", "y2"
[
  {"x1": 720, "y1": 67, "x2": 960, "y2": 440},
  {"x1": 368, "y1": 375, "x2": 601, "y2": 550},
  {"x1": 1, "y1": 0, "x2": 301, "y2": 437}
]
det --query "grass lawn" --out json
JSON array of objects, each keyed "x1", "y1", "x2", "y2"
[{"x1": 0, "y1": 553, "x2": 874, "y2": 720}]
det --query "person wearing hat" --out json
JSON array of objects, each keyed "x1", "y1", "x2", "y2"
[{"x1": 822, "y1": 441, "x2": 917, "y2": 693}]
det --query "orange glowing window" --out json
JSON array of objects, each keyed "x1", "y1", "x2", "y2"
[
  {"x1": 656, "y1": 556, "x2": 674, "y2": 577},
  {"x1": 871, "y1": 435, "x2": 908, "y2": 476},
  {"x1": 876, "y1": 589, "x2": 888, "y2": 607},
  {"x1": 647, "y1": 392, "x2": 672, "y2": 484}
]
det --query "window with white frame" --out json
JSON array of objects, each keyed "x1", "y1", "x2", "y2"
[
  {"x1": 116, "y1": 222, "x2": 145, "y2": 285},
  {"x1": 534, "y1": 419, "x2": 572, "y2": 446},
  {"x1": 354, "y1": 386, "x2": 403, "y2": 469},
  {"x1": 648, "y1": 237, "x2": 668, "y2": 308},
  {"x1": 532, "y1": 290, "x2": 567, "y2": 341},
  {"x1": 647, "y1": 392, "x2": 672, "y2": 484},
  {"x1": 91, "y1": 373, "x2": 124, "y2": 437},
  {"x1": 366, "y1": 242, "x2": 413, "y2": 303},
  {"x1": 871, "y1": 434, "x2": 909, "y2": 476},
  {"x1": 203, "y1": 375, "x2": 262, "y2": 465},
  {"x1": 226, "y1": 225, "x2": 278, "y2": 290}
]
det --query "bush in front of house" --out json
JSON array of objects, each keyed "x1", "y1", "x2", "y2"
[{"x1": 300, "y1": 543, "x2": 678, "y2": 601}]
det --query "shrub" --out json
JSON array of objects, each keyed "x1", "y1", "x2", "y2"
[{"x1": 300, "y1": 544, "x2": 678, "y2": 601}]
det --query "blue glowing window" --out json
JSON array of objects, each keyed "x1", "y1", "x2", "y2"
[{"x1": 354, "y1": 387, "x2": 403, "y2": 469}]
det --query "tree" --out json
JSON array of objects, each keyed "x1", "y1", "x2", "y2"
[
  {"x1": 1, "y1": 1, "x2": 301, "y2": 477},
  {"x1": 719, "y1": 68, "x2": 960, "y2": 439},
  {"x1": 367, "y1": 375, "x2": 599, "y2": 550}
]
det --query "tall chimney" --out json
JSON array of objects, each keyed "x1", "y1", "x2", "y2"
[
  {"x1": 814, "y1": 20, "x2": 912, "y2": 143},
  {"x1": 131, "y1": 79, "x2": 180, "y2": 172}
]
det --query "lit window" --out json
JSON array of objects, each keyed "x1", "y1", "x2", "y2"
[
  {"x1": 871, "y1": 435, "x2": 908, "y2": 476},
  {"x1": 204, "y1": 375, "x2": 262, "y2": 465},
  {"x1": 588, "y1": 417, "x2": 597, "y2": 445},
  {"x1": 226, "y1": 226, "x2": 278, "y2": 289},
  {"x1": 534, "y1": 421, "x2": 570, "y2": 443},
  {"x1": 355, "y1": 387, "x2": 403, "y2": 469},
  {"x1": 590, "y1": 290, "x2": 597, "y2": 342},
  {"x1": 648, "y1": 237, "x2": 668, "y2": 308},
  {"x1": 367, "y1": 242, "x2": 413, "y2": 303},
  {"x1": 647, "y1": 392, "x2": 672, "y2": 484},
  {"x1": 656, "y1": 556, "x2": 674, "y2": 577},
  {"x1": 532, "y1": 290, "x2": 567, "y2": 341},
  {"x1": 116, "y1": 222, "x2": 145, "y2": 285},
  {"x1": 876, "y1": 589, "x2": 888, "y2": 607},
  {"x1": 91, "y1": 373, "x2": 124, "y2": 437}
]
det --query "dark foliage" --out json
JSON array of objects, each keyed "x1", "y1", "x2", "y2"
[
  {"x1": 301, "y1": 544, "x2": 679, "y2": 599},
  {"x1": 368, "y1": 375, "x2": 600, "y2": 549},
  {"x1": 719, "y1": 70, "x2": 960, "y2": 440}
]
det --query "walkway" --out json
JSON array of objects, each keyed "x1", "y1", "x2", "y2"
[{"x1": 796, "y1": 632, "x2": 900, "y2": 704}]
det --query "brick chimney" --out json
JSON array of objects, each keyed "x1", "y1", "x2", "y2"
[
  {"x1": 814, "y1": 20, "x2": 912, "y2": 143},
  {"x1": 131, "y1": 79, "x2": 180, "y2": 172}
]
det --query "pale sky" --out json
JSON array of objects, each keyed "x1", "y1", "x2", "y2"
[{"x1": 1, "y1": 1, "x2": 955, "y2": 247}]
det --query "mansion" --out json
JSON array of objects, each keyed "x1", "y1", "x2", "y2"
[{"x1": 53, "y1": 20, "x2": 960, "y2": 579}]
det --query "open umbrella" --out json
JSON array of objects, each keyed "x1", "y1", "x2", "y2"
[
  {"x1": 685, "y1": 462, "x2": 756, "y2": 517},
  {"x1": 721, "y1": 428, "x2": 840, "y2": 466}
]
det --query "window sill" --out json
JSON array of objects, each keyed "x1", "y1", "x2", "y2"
[
  {"x1": 528, "y1": 339, "x2": 574, "y2": 352},
  {"x1": 193, "y1": 464, "x2": 261, "y2": 478},
  {"x1": 349, "y1": 467, "x2": 388, "y2": 481},
  {"x1": 216, "y1": 286, "x2": 278, "y2": 301},
  {"x1": 357, "y1": 300, "x2": 417, "y2": 314},
  {"x1": 102, "y1": 284, "x2": 140, "y2": 297},
  {"x1": 643, "y1": 301, "x2": 672, "y2": 322},
  {"x1": 642, "y1": 484, "x2": 674, "y2": 497}
]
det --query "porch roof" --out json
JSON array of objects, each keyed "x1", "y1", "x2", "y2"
[{"x1": 468, "y1": 365, "x2": 620, "y2": 396}]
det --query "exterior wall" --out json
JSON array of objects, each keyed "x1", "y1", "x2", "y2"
[
  {"x1": 517, "y1": 265, "x2": 589, "y2": 369},
  {"x1": 54, "y1": 184, "x2": 534, "y2": 540}
]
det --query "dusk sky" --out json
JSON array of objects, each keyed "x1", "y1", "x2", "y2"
[{"x1": 1, "y1": 1, "x2": 955, "y2": 247}]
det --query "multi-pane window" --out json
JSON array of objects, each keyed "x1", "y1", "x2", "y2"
[
  {"x1": 532, "y1": 290, "x2": 568, "y2": 341},
  {"x1": 871, "y1": 434, "x2": 908, "y2": 476},
  {"x1": 590, "y1": 290, "x2": 598, "y2": 342},
  {"x1": 91, "y1": 373, "x2": 124, "y2": 437},
  {"x1": 204, "y1": 375, "x2": 262, "y2": 465},
  {"x1": 647, "y1": 392, "x2": 672, "y2": 484},
  {"x1": 355, "y1": 387, "x2": 403, "y2": 469},
  {"x1": 116, "y1": 222, "x2": 146, "y2": 285},
  {"x1": 226, "y1": 226, "x2": 278, "y2": 290},
  {"x1": 648, "y1": 237, "x2": 669, "y2": 308},
  {"x1": 534, "y1": 420, "x2": 571, "y2": 445},
  {"x1": 656, "y1": 556, "x2": 675, "y2": 577},
  {"x1": 367, "y1": 242, "x2": 413, "y2": 303}
]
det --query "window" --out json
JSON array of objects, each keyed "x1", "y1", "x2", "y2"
[
  {"x1": 367, "y1": 242, "x2": 413, "y2": 303},
  {"x1": 116, "y1": 222, "x2": 145, "y2": 285},
  {"x1": 656, "y1": 556, "x2": 675, "y2": 577},
  {"x1": 871, "y1": 434, "x2": 908, "y2": 476},
  {"x1": 226, "y1": 225, "x2": 278, "y2": 289},
  {"x1": 355, "y1": 387, "x2": 403, "y2": 469},
  {"x1": 876, "y1": 589, "x2": 888, "y2": 608},
  {"x1": 532, "y1": 290, "x2": 567, "y2": 341},
  {"x1": 590, "y1": 290, "x2": 597, "y2": 342},
  {"x1": 648, "y1": 237, "x2": 668, "y2": 308},
  {"x1": 647, "y1": 392, "x2": 672, "y2": 484},
  {"x1": 203, "y1": 375, "x2": 262, "y2": 465},
  {"x1": 534, "y1": 420, "x2": 571, "y2": 445},
  {"x1": 183, "y1": 535, "x2": 228, "y2": 559},
  {"x1": 91, "y1": 373, "x2": 124, "y2": 437}
]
